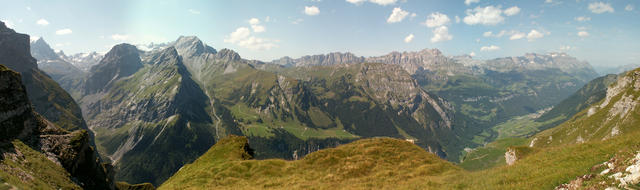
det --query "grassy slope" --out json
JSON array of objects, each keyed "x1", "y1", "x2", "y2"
[
  {"x1": 0, "y1": 140, "x2": 80, "y2": 190},
  {"x1": 532, "y1": 69, "x2": 640, "y2": 148},
  {"x1": 160, "y1": 136, "x2": 460, "y2": 190},
  {"x1": 458, "y1": 138, "x2": 528, "y2": 171},
  {"x1": 160, "y1": 131, "x2": 640, "y2": 190},
  {"x1": 442, "y1": 131, "x2": 640, "y2": 189}
]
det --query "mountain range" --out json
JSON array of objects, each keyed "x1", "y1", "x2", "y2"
[
  {"x1": 4, "y1": 18, "x2": 639, "y2": 189},
  {"x1": 24, "y1": 31, "x2": 604, "y2": 185}
]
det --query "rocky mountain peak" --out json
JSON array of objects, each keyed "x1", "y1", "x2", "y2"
[
  {"x1": 215, "y1": 48, "x2": 241, "y2": 62},
  {"x1": 149, "y1": 46, "x2": 181, "y2": 65},
  {"x1": 418, "y1": 48, "x2": 443, "y2": 56},
  {"x1": 172, "y1": 36, "x2": 216, "y2": 57},
  {"x1": 85, "y1": 43, "x2": 142, "y2": 94},
  {"x1": 30, "y1": 37, "x2": 60, "y2": 60},
  {"x1": 365, "y1": 48, "x2": 451, "y2": 74},
  {"x1": 0, "y1": 21, "x2": 37, "y2": 73}
]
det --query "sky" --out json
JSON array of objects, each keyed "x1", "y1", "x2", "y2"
[{"x1": 1, "y1": 0, "x2": 639, "y2": 67}]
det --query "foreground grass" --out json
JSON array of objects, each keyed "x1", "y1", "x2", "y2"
[
  {"x1": 442, "y1": 131, "x2": 640, "y2": 189},
  {"x1": 160, "y1": 136, "x2": 460, "y2": 189},
  {"x1": 160, "y1": 130, "x2": 640, "y2": 190},
  {"x1": 0, "y1": 140, "x2": 80, "y2": 189}
]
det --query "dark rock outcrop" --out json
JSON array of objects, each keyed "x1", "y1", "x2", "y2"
[
  {"x1": 0, "y1": 64, "x2": 116, "y2": 189},
  {"x1": 0, "y1": 21, "x2": 87, "y2": 131}
]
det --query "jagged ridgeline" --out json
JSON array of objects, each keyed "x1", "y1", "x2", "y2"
[
  {"x1": 0, "y1": 20, "x2": 117, "y2": 189},
  {"x1": 76, "y1": 36, "x2": 458, "y2": 185},
  {"x1": 0, "y1": 22, "x2": 87, "y2": 132},
  {"x1": 261, "y1": 49, "x2": 599, "y2": 160},
  {"x1": 26, "y1": 31, "x2": 600, "y2": 185},
  {"x1": 158, "y1": 68, "x2": 640, "y2": 188}
]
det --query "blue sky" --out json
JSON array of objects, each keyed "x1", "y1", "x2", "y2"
[{"x1": 1, "y1": 0, "x2": 638, "y2": 66}]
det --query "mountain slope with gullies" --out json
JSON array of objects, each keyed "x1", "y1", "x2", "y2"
[
  {"x1": 0, "y1": 21, "x2": 87, "y2": 132},
  {"x1": 81, "y1": 45, "x2": 215, "y2": 185},
  {"x1": 266, "y1": 49, "x2": 598, "y2": 159},
  {"x1": 458, "y1": 73, "x2": 622, "y2": 171},
  {"x1": 74, "y1": 36, "x2": 463, "y2": 185},
  {"x1": 531, "y1": 67, "x2": 640, "y2": 148},
  {"x1": 30, "y1": 38, "x2": 86, "y2": 99},
  {"x1": 0, "y1": 64, "x2": 116, "y2": 190}
]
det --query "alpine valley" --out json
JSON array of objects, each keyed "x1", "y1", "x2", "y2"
[{"x1": 1, "y1": 2, "x2": 639, "y2": 188}]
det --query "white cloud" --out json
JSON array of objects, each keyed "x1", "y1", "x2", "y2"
[
  {"x1": 545, "y1": 0, "x2": 553, "y2": 3},
  {"x1": 346, "y1": 0, "x2": 366, "y2": 4},
  {"x1": 484, "y1": 30, "x2": 516, "y2": 38},
  {"x1": 469, "y1": 52, "x2": 476, "y2": 57},
  {"x1": 465, "y1": 0, "x2": 480, "y2": 6},
  {"x1": 387, "y1": 7, "x2": 409, "y2": 23},
  {"x1": 111, "y1": 34, "x2": 129, "y2": 41},
  {"x1": 224, "y1": 27, "x2": 278, "y2": 50},
  {"x1": 36, "y1": 19, "x2": 49, "y2": 26},
  {"x1": 248, "y1": 18, "x2": 266, "y2": 33},
  {"x1": 26, "y1": 6, "x2": 31, "y2": 11},
  {"x1": 480, "y1": 45, "x2": 500, "y2": 51},
  {"x1": 577, "y1": 31, "x2": 589, "y2": 37},
  {"x1": 625, "y1": 4, "x2": 634, "y2": 11},
  {"x1": 455, "y1": 15, "x2": 461, "y2": 23},
  {"x1": 526, "y1": 29, "x2": 544, "y2": 41},
  {"x1": 431, "y1": 26, "x2": 453, "y2": 43},
  {"x1": 504, "y1": 6, "x2": 520, "y2": 16},
  {"x1": 483, "y1": 31, "x2": 493, "y2": 37},
  {"x1": 55, "y1": 28, "x2": 72, "y2": 35},
  {"x1": 249, "y1": 18, "x2": 260, "y2": 25},
  {"x1": 463, "y1": 6, "x2": 504, "y2": 25},
  {"x1": 304, "y1": 6, "x2": 320, "y2": 16},
  {"x1": 369, "y1": 0, "x2": 397, "y2": 6},
  {"x1": 411, "y1": 13, "x2": 417, "y2": 18},
  {"x1": 424, "y1": 12, "x2": 450, "y2": 28},
  {"x1": 574, "y1": 16, "x2": 591, "y2": 22},
  {"x1": 251, "y1": 25, "x2": 265, "y2": 33},
  {"x1": 509, "y1": 32, "x2": 525, "y2": 40},
  {"x1": 225, "y1": 27, "x2": 251, "y2": 44},
  {"x1": 188, "y1": 9, "x2": 200, "y2": 15},
  {"x1": 404, "y1": 33, "x2": 414, "y2": 43},
  {"x1": 589, "y1": 2, "x2": 614, "y2": 14},
  {"x1": 346, "y1": 0, "x2": 396, "y2": 6}
]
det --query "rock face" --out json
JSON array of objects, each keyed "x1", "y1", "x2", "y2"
[
  {"x1": 484, "y1": 52, "x2": 598, "y2": 82},
  {"x1": 84, "y1": 43, "x2": 142, "y2": 94},
  {"x1": 0, "y1": 64, "x2": 115, "y2": 189},
  {"x1": 272, "y1": 52, "x2": 365, "y2": 67},
  {"x1": 505, "y1": 148, "x2": 517, "y2": 166},
  {"x1": 83, "y1": 45, "x2": 215, "y2": 185},
  {"x1": 75, "y1": 36, "x2": 459, "y2": 185},
  {"x1": 265, "y1": 48, "x2": 599, "y2": 161},
  {"x1": 366, "y1": 49, "x2": 457, "y2": 75},
  {"x1": 0, "y1": 21, "x2": 87, "y2": 131},
  {"x1": 531, "y1": 68, "x2": 640, "y2": 148},
  {"x1": 30, "y1": 38, "x2": 85, "y2": 98}
]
